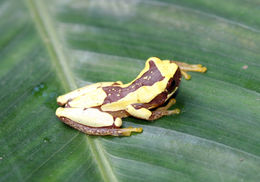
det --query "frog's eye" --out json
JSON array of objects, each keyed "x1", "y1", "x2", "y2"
[
  {"x1": 166, "y1": 77, "x2": 175, "y2": 92},
  {"x1": 166, "y1": 68, "x2": 181, "y2": 93}
]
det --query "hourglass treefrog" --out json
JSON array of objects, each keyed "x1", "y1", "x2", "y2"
[{"x1": 56, "y1": 57, "x2": 207, "y2": 136}]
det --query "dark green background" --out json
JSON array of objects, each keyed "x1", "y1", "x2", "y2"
[{"x1": 0, "y1": 0, "x2": 259, "y2": 181}]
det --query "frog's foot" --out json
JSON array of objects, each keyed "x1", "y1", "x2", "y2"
[
  {"x1": 171, "y1": 60, "x2": 207, "y2": 80},
  {"x1": 155, "y1": 98, "x2": 176, "y2": 111},
  {"x1": 149, "y1": 108, "x2": 180, "y2": 120},
  {"x1": 181, "y1": 70, "x2": 191, "y2": 80},
  {"x1": 149, "y1": 98, "x2": 180, "y2": 120},
  {"x1": 117, "y1": 127, "x2": 143, "y2": 136}
]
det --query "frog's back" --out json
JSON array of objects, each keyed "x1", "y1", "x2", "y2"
[
  {"x1": 57, "y1": 82, "x2": 122, "y2": 108},
  {"x1": 100, "y1": 57, "x2": 180, "y2": 111},
  {"x1": 58, "y1": 57, "x2": 180, "y2": 111}
]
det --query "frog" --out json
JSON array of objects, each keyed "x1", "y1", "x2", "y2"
[{"x1": 56, "y1": 57, "x2": 207, "y2": 136}]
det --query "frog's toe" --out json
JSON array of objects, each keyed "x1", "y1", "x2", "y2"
[{"x1": 118, "y1": 127, "x2": 143, "y2": 136}]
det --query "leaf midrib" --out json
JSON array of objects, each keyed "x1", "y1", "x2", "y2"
[{"x1": 26, "y1": 0, "x2": 118, "y2": 182}]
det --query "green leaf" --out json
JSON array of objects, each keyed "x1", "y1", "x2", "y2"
[{"x1": 0, "y1": 0, "x2": 259, "y2": 181}]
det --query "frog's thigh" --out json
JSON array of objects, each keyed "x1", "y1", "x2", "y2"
[{"x1": 56, "y1": 107, "x2": 122, "y2": 128}]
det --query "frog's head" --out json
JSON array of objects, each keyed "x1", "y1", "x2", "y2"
[
  {"x1": 144, "y1": 57, "x2": 182, "y2": 97},
  {"x1": 165, "y1": 66, "x2": 181, "y2": 97}
]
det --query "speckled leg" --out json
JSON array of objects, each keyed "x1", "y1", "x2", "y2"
[
  {"x1": 149, "y1": 98, "x2": 180, "y2": 120},
  {"x1": 59, "y1": 116, "x2": 142, "y2": 136},
  {"x1": 155, "y1": 98, "x2": 177, "y2": 111},
  {"x1": 171, "y1": 61, "x2": 207, "y2": 80}
]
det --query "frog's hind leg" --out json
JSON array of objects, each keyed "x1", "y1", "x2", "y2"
[
  {"x1": 59, "y1": 116, "x2": 142, "y2": 136},
  {"x1": 155, "y1": 98, "x2": 177, "y2": 111},
  {"x1": 56, "y1": 107, "x2": 142, "y2": 136},
  {"x1": 149, "y1": 98, "x2": 180, "y2": 120},
  {"x1": 171, "y1": 60, "x2": 207, "y2": 80}
]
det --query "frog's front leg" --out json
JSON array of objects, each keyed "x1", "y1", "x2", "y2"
[
  {"x1": 56, "y1": 107, "x2": 142, "y2": 136},
  {"x1": 126, "y1": 98, "x2": 180, "y2": 121},
  {"x1": 170, "y1": 60, "x2": 207, "y2": 80},
  {"x1": 150, "y1": 98, "x2": 180, "y2": 120}
]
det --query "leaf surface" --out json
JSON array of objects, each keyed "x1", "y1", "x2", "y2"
[{"x1": 0, "y1": 0, "x2": 259, "y2": 181}]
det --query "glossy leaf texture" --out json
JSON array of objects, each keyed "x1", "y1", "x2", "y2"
[{"x1": 0, "y1": 0, "x2": 260, "y2": 181}]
